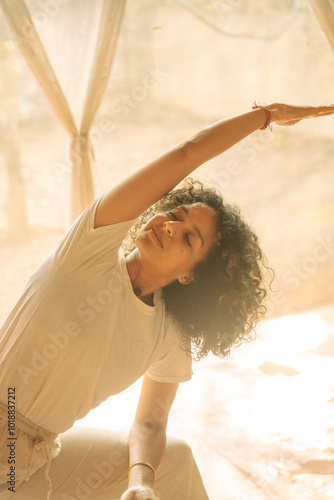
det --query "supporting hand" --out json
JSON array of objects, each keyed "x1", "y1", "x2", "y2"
[
  {"x1": 120, "y1": 485, "x2": 159, "y2": 499},
  {"x1": 269, "y1": 103, "x2": 334, "y2": 127}
]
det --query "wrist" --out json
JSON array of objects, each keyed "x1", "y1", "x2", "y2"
[
  {"x1": 252, "y1": 102, "x2": 272, "y2": 130},
  {"x1": 267, "y1": 103, "x2": 279, "y2": 124},
  {"x1": 128, "y1": 462, "x2": 156, "y2": 488}
]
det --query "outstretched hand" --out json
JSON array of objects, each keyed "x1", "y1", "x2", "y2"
[{"x1": 269, "y1": 103, "x2": 334, "y2": 127}]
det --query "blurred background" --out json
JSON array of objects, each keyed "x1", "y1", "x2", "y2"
[{"x1": 0, "y1": 1, "x2": 333, "y2": 499}]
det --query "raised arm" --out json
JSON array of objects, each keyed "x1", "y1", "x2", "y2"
[
  {"x1": 95, "y1": 103, "x2": 334, "y2": 227},
  {"x1": 120, "y1": 375, "x2": 179, "y2": 500}
]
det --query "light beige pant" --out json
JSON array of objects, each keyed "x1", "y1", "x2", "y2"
[{"x1": 0, "y1": 405, "x2": 209, "y2": 500}]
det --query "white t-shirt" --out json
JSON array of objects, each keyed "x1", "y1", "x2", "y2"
[{"x1": 0, "y1": 197, "x2": 192, "y2": 434}]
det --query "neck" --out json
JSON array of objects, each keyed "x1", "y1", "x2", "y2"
[{"x1": 126, "y1": 249, "x2": 170, "y2": 301}]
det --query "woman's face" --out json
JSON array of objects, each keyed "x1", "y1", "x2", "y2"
[{"x1": 136, "y1": 203, "x2": 218, "y2": 284}]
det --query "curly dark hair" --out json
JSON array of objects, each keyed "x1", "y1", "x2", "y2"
[{"x1": 123, "y1": 178, "x2": 271, "y2": 361}]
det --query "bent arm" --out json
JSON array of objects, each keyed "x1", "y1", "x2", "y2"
[
  {"x1": 124, "y1": 375, "x2": 179, "y2": 494},
  {"x1": 95, "y1": 103, "x2": 334, "y2": 227}
]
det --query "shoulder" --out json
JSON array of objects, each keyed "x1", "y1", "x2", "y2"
[{"x1": 52, "y1": 196, "x2": 137, "y2": 273}]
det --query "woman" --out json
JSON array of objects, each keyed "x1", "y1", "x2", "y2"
[{"x1": 0, "y1": 102, "x2": 333, "y2": 500}]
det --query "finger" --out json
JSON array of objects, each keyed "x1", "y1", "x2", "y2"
[
  {"x1": 318, "y1": 109, "x2": 334, "y2": 116},
  {"x1": 313, "y1": 105, "x2": 334, "y2": 116},
  {"x1": 318, "y1": 104, "x2": 334, "y2": 110},
  {"x1": 292, "y1": 105, "x2": 334, "y2": 119}
]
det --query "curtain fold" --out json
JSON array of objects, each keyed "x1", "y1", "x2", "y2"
[
  {"x1": 71, "y1": 0, "x2": 127, "y2": 221},
  {"x1": 0, "y1": 0, "x2": 77, "y2": 136},
  {"x1": 308, "y1": 0, "x2": 334, "y2": 52},
  {"x1": 0, "y1": 0, "x2": 127, "y2": 222}
]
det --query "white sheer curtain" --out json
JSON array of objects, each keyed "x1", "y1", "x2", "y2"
[
  {"x1": 308, "y1": 0, "x2": 334, "y2": 52},
  {"x1": 0, "y1": 0, "x2": 127, "y2": 222}
]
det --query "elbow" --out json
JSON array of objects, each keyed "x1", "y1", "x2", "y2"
[
  {"x1": 130, "y1": 420, "x2": 167, "y2": 439},
  {"x1": 179, "y1": 138, "x2": 195, "y2": 160},
  {"x1": 178, "y1": 135, "x2": 203, "y2": 170},
  {"x1": 129, "y1": 421, "x2": 167, "y2": 448}
]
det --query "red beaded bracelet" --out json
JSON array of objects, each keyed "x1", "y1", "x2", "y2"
[{"x1": 252, "y1": 102, "x2": 272, "y2": 130}]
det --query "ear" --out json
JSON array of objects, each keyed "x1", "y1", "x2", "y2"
[{"x1": 178, "y1": 272, "x2": 195, "y2": 285}]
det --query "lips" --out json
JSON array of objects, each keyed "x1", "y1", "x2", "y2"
[{"x1": 150, "y1": 228, "x2": 163, "y2": 248}]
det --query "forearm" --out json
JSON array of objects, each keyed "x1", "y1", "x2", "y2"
[
  {"x1": 185, "y1": 107, "x2": 267, "y2": 167},
  {"x1": 127, "y1": 421, "x2": 167, "y2": 488}
]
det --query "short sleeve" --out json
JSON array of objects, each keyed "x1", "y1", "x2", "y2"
[
  {"x1": 145, "y1": 317, "x2": 193, "y2": 384},
  {"x1": 52, "y1": 195, "x2": 137, "y2": 273}
]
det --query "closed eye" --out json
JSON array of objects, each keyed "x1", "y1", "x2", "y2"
[
  {"x1": 168, "y1": 211, "x2": 178, "y2": 220},
  {"x1": 169, "y1": 211, "x2": 192, "y2": 247}
]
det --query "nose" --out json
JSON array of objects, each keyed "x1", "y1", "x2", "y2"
[{"x1": 163, "y1": 220, "x2": 180, "y2": 237}]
